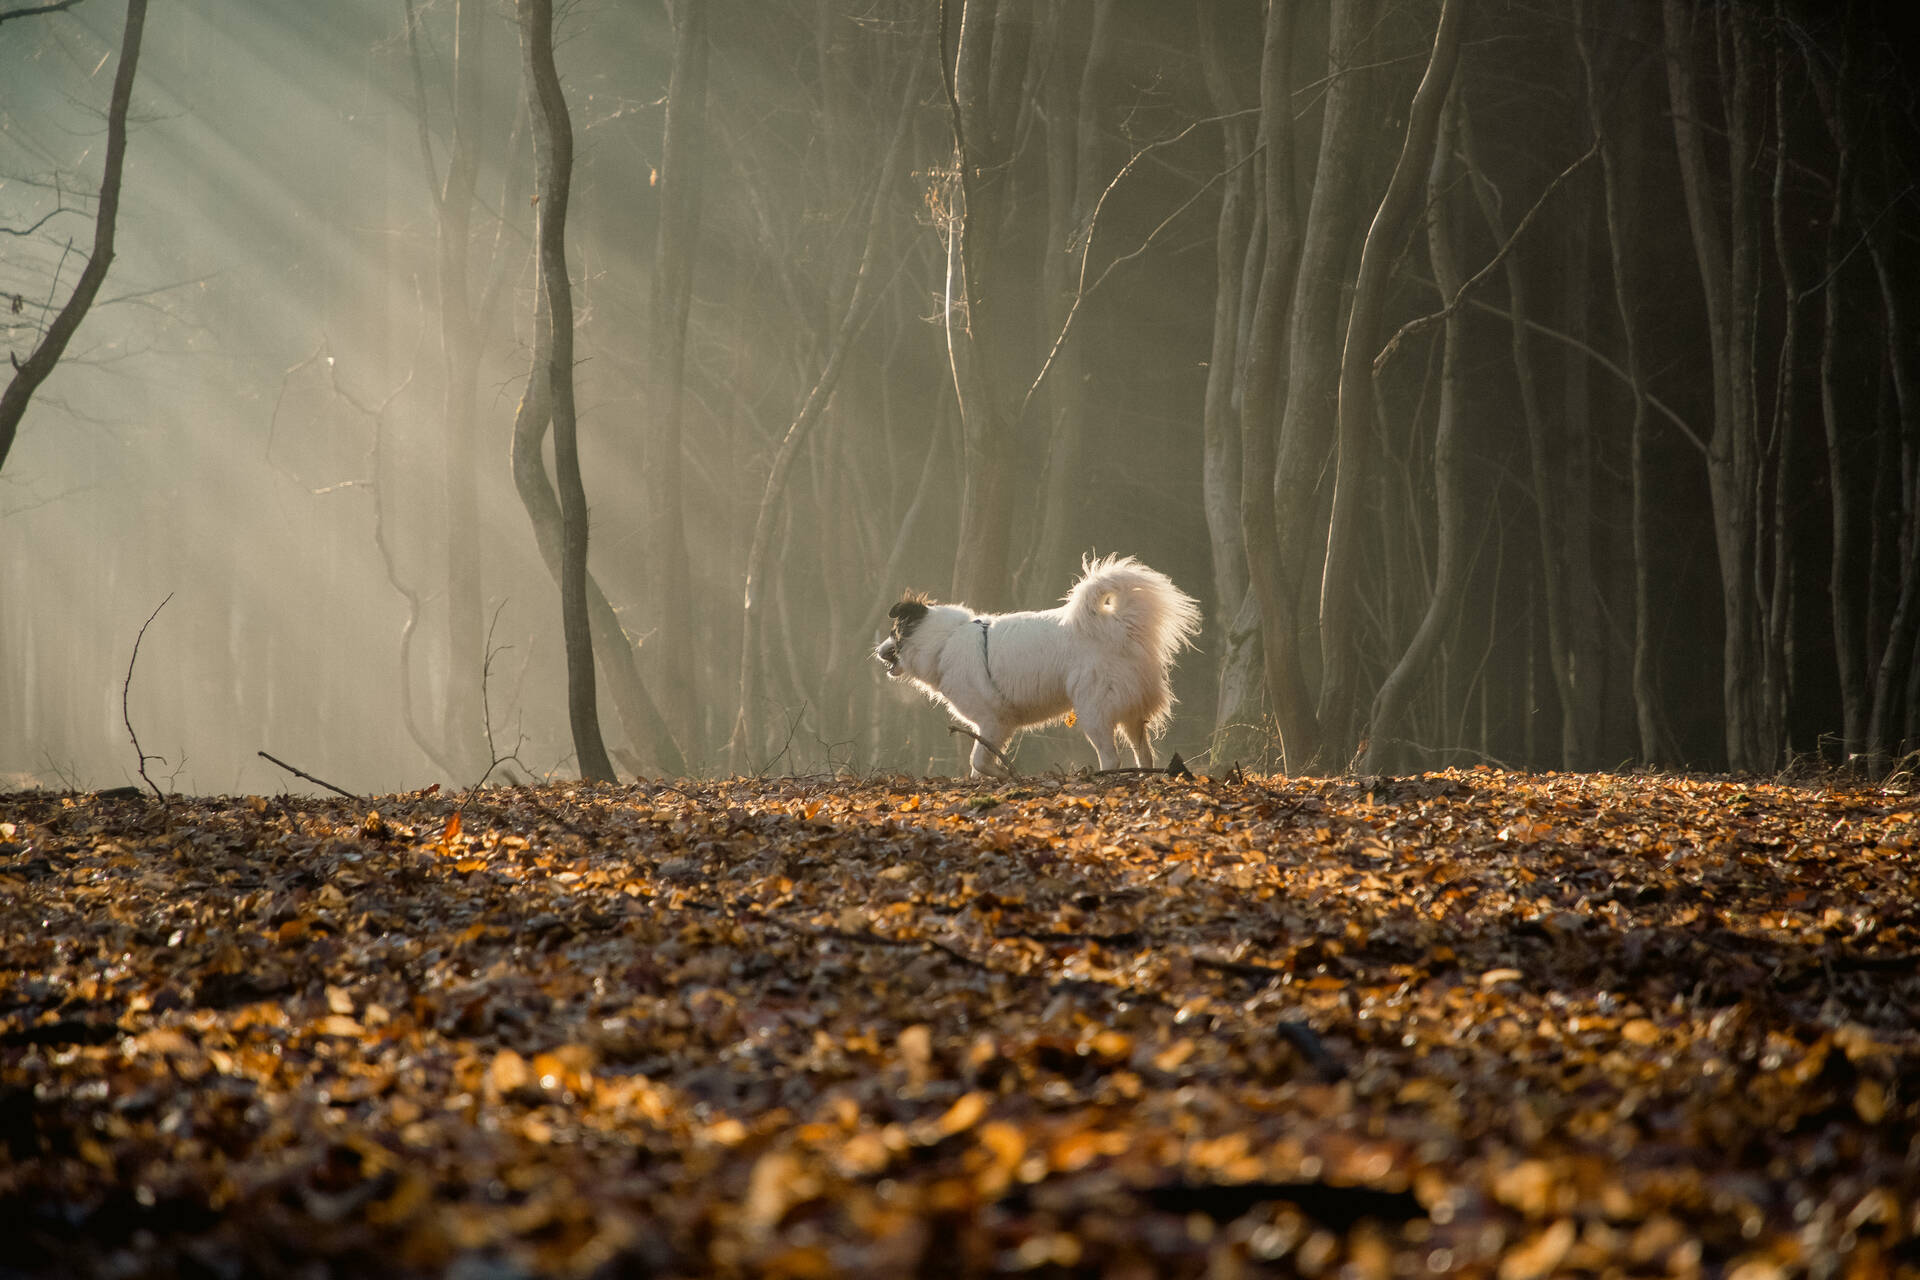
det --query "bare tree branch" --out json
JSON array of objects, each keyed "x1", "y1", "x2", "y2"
[
  {"x1": 1374, "y1": 138, "x2": 1599, "y2": 375},
  {"x1": 0, "y1": 0, "x2": 145, "y2": 473},
  {"x1": 0, "y1": 0, "x2": 84, "y2": 23}
]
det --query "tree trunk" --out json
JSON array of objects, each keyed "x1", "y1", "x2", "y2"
[
  {"x1": 1319, "y1": 0, "x2": 1465, "y2": 765},
  {"x1": 1267, "y1": 0, "x2": 1383, "y2": 771},
  {"x1": 1363, "y1": 90, "x2": 1467, "y2": 775},
  {"x1": 1026, "y1": 2, "x2": 1115, "y2": 604},
  {"x1": 941, "y1": 0, "x2": 1031, "y2": 611},
  {"x1": 1662, "y1": 0, "x2": 1767, "y2": 772},
  {"x1": 1577, "y1": 0, "x2": 1660, "y2": 764},
  {"x1": 0, "y1": 0, "x2": 147, "y2": 474},
  {"x1": 401, "y1": 0, "x2": 491, "y2": 774},
  {"x1": 643, "y1": 0, "x2": 710, "y2": 748},
  {"x1": 1558, "y1": 186, "x2": 1601, "y2": 768},
  {"x1": 518, "y1": 0, "x2": 614, "y2": 783},
  {"x1": 1860, "y1": 141, "x2": 1920, "y2": 772},
  {"x1": 1196, "y1": 0, "x2": 1264, "y2": 764},
  {"x1": 1763, "y1": 18, "x2": 1800, "y2": 765},
  {"x1": 1807, "y1": 35, "x2": 1866, "y2": 759},
  {"x1": 1239, "y1": 0, "x2": 1316, "y2": 774}
]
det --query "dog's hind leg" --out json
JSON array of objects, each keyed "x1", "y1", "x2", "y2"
[{"x1": 1120, "y1": 717, "x2": 1152, "y2": 769}]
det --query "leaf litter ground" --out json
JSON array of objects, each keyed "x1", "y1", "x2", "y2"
[{"x1": 2, "y1": 768, "x2": 1917, "y2": 1278}]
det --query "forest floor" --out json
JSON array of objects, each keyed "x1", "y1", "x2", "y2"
[{"x1": 1, "y1": 767, "x2": 1917, "y2": 1278}]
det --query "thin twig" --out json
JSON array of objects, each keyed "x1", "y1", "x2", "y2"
[
  {"x1": 0, "y1": 208, "x2": 71, "y2": 239},
  {"x1": 258, "y1": 750, "x2": 357, "y2": 801},
  {"x1": 122, "y1": 593, "x2": 172, "y2": 803},
  {"x1": 455, "y1": 600, "x2": 528, "y2": 819}
]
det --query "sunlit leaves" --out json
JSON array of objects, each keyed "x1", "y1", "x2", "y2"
[{"x1": 0, "y1": 769, "x2": 1916, "y2": 1274}]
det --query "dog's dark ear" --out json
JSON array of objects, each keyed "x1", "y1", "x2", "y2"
[{"x1": 888, "y1": 598, "x2": 929, "y2": 632}]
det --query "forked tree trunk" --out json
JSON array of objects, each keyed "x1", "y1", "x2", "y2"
[
  {"x1": 1238, "y1": 0, "x2": 1315, "y2": 774},
  {"x1": 1267, "y1": 0, "x2": 1384, "y2": 771},
  {"x1": 1363, "y1": 91, "x2": 1467, "y2": 775},
  {"x1": 1319, "y1": 0, "x2": 1465, "y2": 765}
]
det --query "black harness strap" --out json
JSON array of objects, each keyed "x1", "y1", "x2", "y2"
[{"x1": 972, "y1": 617, "x2": 993, "y2": 684}]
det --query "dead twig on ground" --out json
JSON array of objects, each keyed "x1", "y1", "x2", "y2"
[
  {"x1": 257, "y1": 751, "x2": 356, "y2": 801},
  {"x1": 122, "y1": 593, "x2": 172, "y2": 804},
  {"x1": 1095, "y1": 752, "x2": 1194, "y2": 780}
]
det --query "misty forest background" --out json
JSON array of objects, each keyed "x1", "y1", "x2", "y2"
[{"x1": 3, "y1": 0, "x2": 1918, "y2": 794}]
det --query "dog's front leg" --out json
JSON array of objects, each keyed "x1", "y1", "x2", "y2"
[{"x1": 967, "y1": 720, "x2": 1014, "y2": 777}]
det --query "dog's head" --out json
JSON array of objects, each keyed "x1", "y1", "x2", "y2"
[{"x1": 876, "y1": 595, "x2": 930, "y2": 677}]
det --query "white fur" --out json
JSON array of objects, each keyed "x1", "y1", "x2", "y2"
[{"x1": 878, "y1": 554, "x2": 1201, "y2": 776}]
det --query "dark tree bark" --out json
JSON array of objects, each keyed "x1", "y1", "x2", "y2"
[
  {"x1": 1318, "y1": 0, "x2": 1465, "y2": 765},
  {"x1": 0, "y1": 0, "x2": 147, "y2": 474},
  {"x1": 642, "y1": 0, "x2": 710, "y2": 748},
  {"x1": 517, "y1": 0, "x2": 614, "y2": 783}
]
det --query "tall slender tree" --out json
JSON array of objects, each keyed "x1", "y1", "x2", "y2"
[{"x1": 517, "y1": 0, "x2": 614, "y2": 782}]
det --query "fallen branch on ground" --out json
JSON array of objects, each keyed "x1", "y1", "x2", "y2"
[{"x1": 258, "y1": 751, "x2": 357, "y2": 801}]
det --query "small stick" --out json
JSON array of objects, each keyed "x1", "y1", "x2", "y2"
[
  {"x1": 258, "y1": 750, "x2": 357, "y2": 801},
  {"x1": 1095, "y1": 752, "x2": 1194, "y2": 780},
  {"x1": 947, "y1": 723, "x2": 1015, "y2": 774},
  {"x1": 123, "y1": 593, "x2": 173, "y2": 803}
]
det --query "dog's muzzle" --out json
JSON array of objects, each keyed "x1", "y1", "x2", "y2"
[{"x1": 876, "y1": 637, "x2": 901, "y2": 676}]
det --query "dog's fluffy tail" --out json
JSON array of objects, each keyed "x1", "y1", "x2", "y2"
[{"x1": 1063, "y1": 553, "x2": 1202, "y2": 680}]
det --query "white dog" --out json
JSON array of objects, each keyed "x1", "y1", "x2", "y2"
[{"x1": 876, "y1": 554, "x2": 1201, "y2": 775}]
